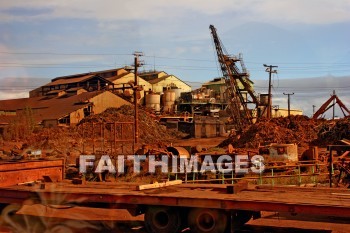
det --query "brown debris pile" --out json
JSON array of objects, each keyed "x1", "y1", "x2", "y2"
[
  {"x1": 219, "y1": 115, "x2": 320, "y2": 148},
  {"x1": 220, "y1": 116, "x2": 350, "y2": 148},
  {"x1": 25, "y1": 127, "x2": 82, "y2": 157},
  {"x1": 9, "y1": 106, "x2": 184, "y2": 163},
  {"x1": 79, "y1": 105, "x2": 184, "y2": 143},
  {"x1": 314, "y1": 118, "x2": 350, "y2": 145},
  {"x1": 17, "y1": 105, "x2": 184, "y2": 159}
]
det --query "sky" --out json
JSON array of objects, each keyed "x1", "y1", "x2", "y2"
[{"x1": 0, "y1": 0, "x2": 350, "y2": 117}]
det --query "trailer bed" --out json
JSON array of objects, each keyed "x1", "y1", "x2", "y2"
[{"x1": 0, "y1": 182, "x2": 349, "y2": 218}]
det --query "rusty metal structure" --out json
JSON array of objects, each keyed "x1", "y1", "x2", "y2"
[
  {"x1": 209, "y1": 25, "x2": 259, "y2": 131},
  {"x1": 0, "y1": 179, "x2": 350, "y2": 233},
  {"x1": 328, "y1": 144, "x2": 350, "y2": 188},
  {"x1": 0, "y1": 159, "x2": 64, "y2": 187},
  {"x1": 80, "y1": 122, "x2": 135, "y2": 155},
  {"x1": 0, "y1": 144, "x2": 349, "y2": 233},
  {"x1": 313, "y1": 92, "x2": 350, "y2": 119}
]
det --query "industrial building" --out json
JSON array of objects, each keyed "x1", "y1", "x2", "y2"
[
  {"x1": 0, "y1": 68, "x2": 193, "y2": 129},
  {"x1": 29, "y1": 68, "x2": 152, "y2": 102},
  {"x1": 30, "y1": 68, "x2": 191, "y2": 106},
  {"x1": 0, "y1": 90, "x2": 130, "y2": 127},
  {"x1": 139, "y1": 71, "x2": 191, "y2": 93},
  {"x1": 272, "y1": 108, "x2": 303, "y2": 117}
]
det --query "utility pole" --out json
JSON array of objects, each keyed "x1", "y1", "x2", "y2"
[
  {"x1": 133, "y1": 52, "x2": 143, "y2": 145},
  {"x1": 264, "y1": 64, "x2": 278, "y2": 119},
  {"x1": 312, "y1": 105, "x2": 316, "y2": 117},
  {"x1": 283, "y1": 92, "x2": 294, "y2": 118},
  {"x1": 332, "y1": 90, "x2": 336, "y2": 120}
]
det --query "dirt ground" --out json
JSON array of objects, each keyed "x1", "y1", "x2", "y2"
[
  {"x1": 172, "y1": 136, "x2": 227, "y2": 148},
  {"x1": 1, "y1": 205, "x2": 349, "y2": 233},
  {"x1": 0, "y1": 136, "x2": 349, "y2": 233}
]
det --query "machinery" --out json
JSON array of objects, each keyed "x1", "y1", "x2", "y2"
[
  {"x1": 209, "y1": 25, "x2": 260, "y2": 131},
  {"x1": 313, "y1": 92, "x2": 350, "y2": 119}
]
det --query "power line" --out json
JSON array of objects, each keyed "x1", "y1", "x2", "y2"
[
  {"x1": 246, "y1": 61, "x2": 350, "y2": 65},
  {"x1": 1, "y1": 51, "x2": 350, "y2": 66},
  {"x1": 1, "y1": 85, "x2": 342, "y2": 92},
  {"x1": 2, "y1": 62, "x2": 350, "y2": 73},
  {"x1": 0, "y1": 51, "x2": 132, "y2": 56},
  {"x1": 254, "y1": 86, "x2": 350, "y2": 89},
  {"x1": 0, "y1": 51, "x2": 215, "y2": 62},
  {"x1": 1, "y1": 59, "x2": 350, "y2": 71}
]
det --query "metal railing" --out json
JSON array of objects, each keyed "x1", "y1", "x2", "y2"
[{"x1": 169, "y1": 162, "x2": 329, "y2": 186}]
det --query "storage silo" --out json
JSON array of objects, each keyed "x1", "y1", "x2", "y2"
[
  {"x1": 163, "y1": 90, "x2": 176, "y2": 113},
  {"x1": 145, "y1": 93, "x2": 161, "y2": 112}
]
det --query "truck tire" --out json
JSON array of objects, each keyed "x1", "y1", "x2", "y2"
[
  {"x1": 230, "y1": 210, "x2": 253, "y2": 229},
  {"x1": 144, "y1": 206, "x2": 183, "y2": 233},
  {"x1": 0, "y1": 203, "x2": 8, "y2": 215},
  {"x1": 188, "y1": 208, "x2": 227, "y2": 233}
]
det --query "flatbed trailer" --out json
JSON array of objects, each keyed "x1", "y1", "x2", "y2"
[{"x1": 0, "y1": 181, "x2": 349, "y2": 233}]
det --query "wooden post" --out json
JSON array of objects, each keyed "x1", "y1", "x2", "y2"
[
  {"x1": 82, "y1": 123, "x2": 85, "y2": 153},
  {"x1": 92, "y1": 122, "x2": 95, "y2": 154},
  {"x1": 329, "y1": 149, "x2": 333, "y2": 188},
  {"x1": 100, "y1": 123, "x2": 103, "y2": 152},
  {"x1": 114, "y1": 122, "x2": 116, "y2": 155},
  {"x1": 264, "y1": 64, "x2": 278, "y2": 119},
  {"x1": 110, "y1": 123, "x2": 113, "y2": 154}
]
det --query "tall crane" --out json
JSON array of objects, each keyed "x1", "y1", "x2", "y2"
[{"x1": 209, "y1": 25, "x2": 259, "y2": 131}]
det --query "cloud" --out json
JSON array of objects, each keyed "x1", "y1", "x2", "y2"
[
  {"x1": 0, "y1": 0, "x2": 350, "y2": 25},
  {"x1": 0, "y1": 91, "x2": 28, "y2": 100},
  {"x1": 252, "y1": 0, "x2": 350, "y2": 24},
  {"x1": 0, "y1": 77, "x2": 50, "y2": 100},
  {"x1": 0, "y1": 45, "x2": 29, "y2": 77},
  {"x1": 0, "y1": 1, "x2": 349, "y2": 100},
  {"x1": 254, "y1": 75, "x2": 350, "y2": 117}
]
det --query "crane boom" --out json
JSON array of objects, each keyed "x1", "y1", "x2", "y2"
[
  {"x1": 313, "y1": 94, "x2": 350, "y2": 119},
  {"x1": 209, "y1": 25, "x2": 258, "y2": 131}
]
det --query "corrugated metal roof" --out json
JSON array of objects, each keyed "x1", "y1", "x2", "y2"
[
  {"x1": 43, "y1": 74, "x2": 96, "y2": 87},
  {"x1": 105, "y1": 72, "x2": 130, "y2": 82},
  {"x1": 148, "y1": 75, "x2": 191, "y2": 87},
  {"x1": 0, "y1": 91, "x2": 107, "y2": 123},
  {"x1": 0, "y1": 97, "x2": 39, "y2": 111},
  {"x1": 203, "y1": 78, "x2": 225, "y2": 86},
  {"x1": 31, "y1": 91, "x2": 100, "y2": 121},
  {"x1": 148, "y1": 75, "x2": 172, "y2": 84},
  {"x1": 66, "y1": 87, "x2": 85, "y2": 92},
  {"x1": 51, "y1": 68, "x2": 126, "y2": 82},
  {"x1": 138, "y1": 71, "x2": 166, "y2": 82},
  {"x1": 46, "y1": 90, "x2": 66, "y2": 94},
  {"x1": 139, "y1": 71, "x2": 163, "y2": 76},
  {"x1": 0, "y1": 115, "x2": 15, "y2": 125}
]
